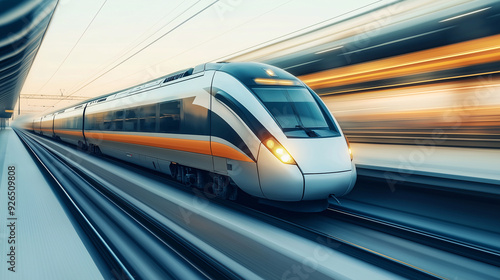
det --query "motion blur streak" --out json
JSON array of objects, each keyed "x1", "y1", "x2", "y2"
[
  {"x1": 322, "y1": 78, "x2": 500, "y2": 148},
  {"x1": 299, "y1": 34, "x2": 500, "y2": 89}
]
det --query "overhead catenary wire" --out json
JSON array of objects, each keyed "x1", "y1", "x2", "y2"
[
  {"x1": 64, "y1": 0, "x2": 196, "y2": 96},
  {"x1": 214, "y1": 0, "x2": 387, "y2": 62},
  {"x1": 61, "y1": 0, "x2": 219, "y2": 101},
  {"x1": 35, "y1": 0, "x2": 108, "y2": 94},
  {"x1": 87, "y1": 0, "x2": 387, "y2": 87},
  {"x1": 113, "y1": 0, "x2": 296, "y2": 82}
]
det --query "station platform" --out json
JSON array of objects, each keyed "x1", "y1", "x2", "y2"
[
  {"x1": 0, "y1": 127, "x2": 107, "y2": 279},
  {"x1": 352, "y1": 143, "x2": 500, "y2": 191}
]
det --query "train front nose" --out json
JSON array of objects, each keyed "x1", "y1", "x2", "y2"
[
  {"x1": 257, "y1": 136, "x2": 356, "y2": 201},
  {"x1": 288, "y1": 136, "x2": 356, "y2": 199},
  {"x1": 290, "y1": 136, "x2": 352, "y2": 173}
]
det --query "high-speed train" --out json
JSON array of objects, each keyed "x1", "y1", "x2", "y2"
[{"x1": 28, "y1": 62, "x2": 356, "y2": 211}]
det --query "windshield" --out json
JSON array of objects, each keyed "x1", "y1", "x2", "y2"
[{"x1": 252, "y1": 87, "x2": 339, "y2": 138}]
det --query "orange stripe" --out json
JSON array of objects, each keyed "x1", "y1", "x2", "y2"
[
  {"x1": 86, "y1": 132, "x2": 211, "y2": 155},
  {"x1": 85, "y1": 132, "x2": 254, "y2": 162},
  {"x1": 40, "y1": 129, "x2": 253, "y2": 162},
  {"x1": 54, "y1": 129, "x2": 83, "y2": 136},
  {"x1": 299, "y1": 34, "x2": 500, "y2": 89},
  {"x1": 211, "y1": 141, "x2": 254, "y2": 163}
]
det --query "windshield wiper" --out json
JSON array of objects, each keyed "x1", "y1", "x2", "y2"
[{"x1": 295, "y1": 124, "x2": 318, "y2": 137}]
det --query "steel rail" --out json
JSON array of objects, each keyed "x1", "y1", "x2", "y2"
[
  {"x1": 326, "y1": 205, "x2": 500, "y2": 267},
  {"x1": 221, "y1": 202, "x2": 446, "y2": 280},
  {"x1": 14, "y1": 128, "x2": 233, "y2": 280},
  {"x1": 14, "y1": 129, "x2": 134, "y2": 280}
]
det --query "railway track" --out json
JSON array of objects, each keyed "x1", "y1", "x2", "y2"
[
  {"x1": 326, "y1": 205, "x2": 500, "y2": 268},
  {"x1": 14, "y1": 128, "x2": 500, "y2": 279},
  {"x1": 227, "y1": 203, "x2": 447, "y2": 280},
  {"x1": 15, "y1": 128, "x2": 238, "y2": 280},
  {"x1": 224, "y1": 193, "x2": 500, "y2": 279},
  {"x1": 15, "y1": 129, "x2": 132, "y2": 279}
]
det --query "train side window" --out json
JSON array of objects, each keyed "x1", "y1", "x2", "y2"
[
  {"x1": 124, "y1": 108, "x2": 138, "y2": 131},
  {"x1": 63, "y1": 118, "x2": 69, "y2": 129},
  {"x1": 159, "y1": 101, "x2": 181, "y2": 133},
  {"x1": 76, "y1": 116, "x2": 82, "y2": 129},
  {"x1": 94, "y1": 113, "x2": 105, "y2": 130},
  {"x1": 71, "y1": 117, "x2": 78, "y2": 129},
  {"x1": 85, "y1": 114, "x2": 94, "y2": 130},
  {"x1": 139, "y1": 105, "x2": 156, "y2": 132},
  {"x1": 104, "y1": 111, "x2": 114, "y2": 130},
  {"x1": 114, "y1": 110, "x2": 124, "y2": 131}
]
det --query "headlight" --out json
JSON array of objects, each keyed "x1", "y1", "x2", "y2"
[
  {"x1": 345, "y1": 136, "x2": 353, "y2": 161},
  {"x1": 264, "y1": 137, "x2": 296, "y2": 164}
]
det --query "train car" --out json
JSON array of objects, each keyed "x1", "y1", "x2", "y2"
[
  {"x1": 33, "y1": 62, "x2": 356, "y2": 211},
  {"x1": 33, "y1": 117, "x2": 41, "y2": 134},
  {"x1": 39, "y1": 114, "x2": 53, "y2": 136},
  {"x1": 53, "y1": 105, "x2": 85, "y2": 147}
]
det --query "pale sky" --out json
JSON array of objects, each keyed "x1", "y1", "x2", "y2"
[{"x1": 18, "y1": 0, "x2": 394, "y2": 116}]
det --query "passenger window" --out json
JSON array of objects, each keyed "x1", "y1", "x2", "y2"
[
  {"x1": 75, "y1": 116, "x2": 82, "y2": 130},
  {"x1": 87, "y1": 113, "x2": 104, "y2": 130},
  {"x1": 114, "y1": 110, "x2": 124, "y2": 130},
  {"x1": 85, "y1": 114, "x2": 94, "y2": 130},
  {"x1": 104, "y1": 112, "x2": 114, "y2": 130},
  {"x1": 72, "y1": 117, "x2": 79, "y2": 129},
  {"x1": 159, "y1": 101, "x2": 181, "y2": 133},
  {"x1": 139, "y1": 105, "x2": 156, "y2": 132},
  {"x1": 97, "y1": 113, "x2": 105, "y2": 130},
  {"x1": 124, "y1": 108, "x2": 138, "y2": 131}
]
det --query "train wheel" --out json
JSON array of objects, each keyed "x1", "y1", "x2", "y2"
[
  {"x1": 94, "y1": 146, "x2": 102, "y2": 156},
  {"x1": 170, "y1": 163, "x2": 178, "y2": 180},
  {"x1": 210, "y1": 175, "x2": 231, "y2": 199},
  {"x1": 228, "y1": 183, "x2": 238, "y2": 201},
  {"x1": 77, "y1": 141, "x2": 87, "y2": 151}
]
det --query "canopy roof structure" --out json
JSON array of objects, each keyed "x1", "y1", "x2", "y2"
[{"x1": 0, "y1": 0, "x2": 57, "y2": 119}]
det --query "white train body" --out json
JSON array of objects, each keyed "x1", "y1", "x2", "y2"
[{"x1": 30, "y1": 62, "x2": 356, "y2": 209}]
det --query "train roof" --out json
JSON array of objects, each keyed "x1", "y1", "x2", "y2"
[{"x1": 38, "y1": 62, "x2": 298, "y2": 118}]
